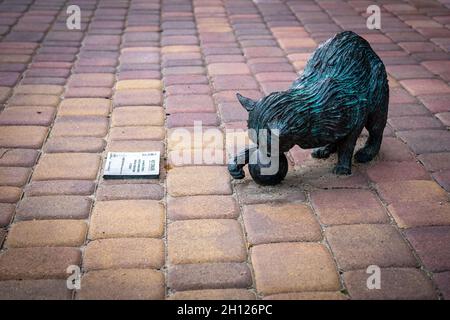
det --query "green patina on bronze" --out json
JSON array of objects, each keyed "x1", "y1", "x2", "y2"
[{"x1": 229, "y1": 31, "x2": 389, "y2": 186}]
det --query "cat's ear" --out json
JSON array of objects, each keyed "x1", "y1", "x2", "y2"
[{"x1": 236, "y1": 93, "x2": 256, "y2": 111}]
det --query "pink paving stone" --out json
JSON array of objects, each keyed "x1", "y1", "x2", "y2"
[
  {"x1": 0, "y1": 148, "x2": 37, "y2": 167},
  {"x1": 344, "y1": 268, "x2": 437, "y2": 300},
  {"x1": 165, "y1": 95, "x2": 216, "y2": 113},
  {"x1": 388, "y1": 201, "x2": 450, "y2": 229},
  {"x1": 207, "y1": 63, "x2": 250, "y2": 75},
  {"x1": 213, "y1": 90, "x2": 262, "y2": 103},
  {"x1": 432, "y1": 170, "x2": 450, "y2": 192},
  {"x1": 0, "y1": 107, "x2": 55, "y2": 126},
  {"x1": 388, "y1": 103, "x2": 429, "y2": 118},
  {"x1": 0, "y1": 72, "x2": 21, "y2": 86},
  {"x1": 310, "y1": 189, "x2": 388, "y2": 225},
  {"x1": 24, "y1": 180, "x2": 95, "y2": 197},
  {"x1": 218, "y1": 102, "x2": 248, "y2": 122},
  {"x1": 365, "y1": 161, "x2": 430, "y2": 183},
  {"x1": 68, "y1": 73, "x2": 115, "y2": 87},
  {"x1": 418, "y1": 153, "x2": 450, "y2": 172},
  {"x1": 243, "y1": 46, "x2": 284, "y2": 58},
  {"x1": 325, "y1": 224, "x2": 418, "y2": 271},
  {"x1": 212, "y1": 75, "x2": 259, "y2": 91},
  {"x1": 387, "y1": 65, "x2": 433, "y2": 79},
  {"x1": 163, "y1": 75, "x2": 208, "y2": 86},
  {"x1": 397, "y1": 129, "x2": 450, "y2": 154},
  {"x1": 379, "y1": 137, "x2": 413, "y2": 161},
  {"x1": 389, "y1": 87, "x2": 417, "y2": 104},
  {"x1": 165, "y1": 85, "x2": 210, "y2": 95},
  {"x1": 376, "y1": 180, "x2": 448, "y2": 205},
  {"x1": 406, "y1": 226, "x2": 450, "y2": 272},
  {"x1": 418, "y1": 94, "x2": 450, "y2": 113},
  {"x1": 400, "y1": 79, "x2": 450, "y2": 96},
  {"x1": 0, "y1": 204, "x2": 14, "y2": 227},
  {"x1": 113, "y1": 89, "x2": 162, "y2": 107},
  {"x1": 388, "y1": 116, "x2": 443, "y2": 131},
  {"x1": 96, "y1": 183, "x2": 164, "y2": 201},
  {"x1": 255, "y1": 72, "x2": 297, "y2": 82},
  {"x1": 433, "y1": 272, "x2": 450, "y2": 300},
  {"x1": 167, "y1": 113, "x2": 219, "y2": 128},
  {"x1": 242, "y1": 203, "x2": 322, "y2": 244},
  {"x1": 436, "y1": 112, "x2": 450, "y2": 126},
  {"x1": 421, "y1": 60, "x2": 450, "y2": 76}
]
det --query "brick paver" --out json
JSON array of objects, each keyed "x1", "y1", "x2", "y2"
[{"x1": 0, "y1": 0, "x2": 449, "y2": 300}]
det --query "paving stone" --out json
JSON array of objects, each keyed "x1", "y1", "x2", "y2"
[
  {"x1": 376, "y1": 180, "x2": 448, "y2": 205},
  {"x1": 212, "y1": 75, "x2": 259, "y2": 90},
  {"x1": 310, "y1": 189, "x2": 388, "y2": 225},
  {"x1": 0, "y1": 126, "x2": 48, "y2": 148},
  {"x1": 68, "y1": 73, "x2": 115, "y2": 87},
  {"x1": 165, "y1": 84, "x2": 210, "y2": 95},
  {"x1": 96, "y1": 183, "x2": 164, "y2": 201},
  {"x1": 0, "y1": 280, "x2": 71, "y2": 300},
  {"x1": 167, "y1": 166, "x2": 232, "y2": 196},
  {"x1": 398, "y1": 129, "x2": 450, "y2": 154},
  {"x1": 167, "y1": 195, "x2": 239, "y2": 220},
  {"x1": 7, "y1": 220, "x2": 87, "y2": 248},
  {"x1": 168, "y1": 219, "x2": 246, "y2": 264},
  {"x1": 388, "y1": 115, "x2": 443, "y2": 131},
  {"x1": 0, "y1": 204, "x2": 14, "y2": 227},
  {"x1": 169, "y1": 289, "x2": 255, "y2": 300},
  {"x1": 111, "y1": 106, "x2": 164, "y2": 126},
  {"x1": 252, "y1": 242, "x2": 340, "y2": 295},
  {"x1": 16, "y1": 196, "x2": 92, "y2": 220},
  {"x1": 263, "y1": 292, "x2": 347, "y2": 300},
  {"x1": 344, "y1": 268, "x2": 437, "y2": 300},
  {"x1": 45, "y1": 137, "x2": 105, "y2": 153},
  {"x1": 243, "y1": 203, "x2": 321, "y2": 244},
  {"x1": 0, "y1": 247, "x2": 81, "y2": 280},
  {"x1": 379, "y1": 137, "x2": 414, "y2": 161},
  {"x1": 14, "y1": 84, "x2": 64, "y2": 95},
  {"x1": 0, "y1": 186, "x2": 22, "y2": 203},
  {"x1": 106, "y1": 140, "x2": 164, "y2": 154},
  {"x1": 167, "y1": 112, "x2": 219, "y2": 128},
  {"x1": 77, "y1": 269, "x2": 164, "y2": 300},
  {"x1": 235, "y1": 179, "x2": 306, "y2": 204},
  {"x1": 8, "y1": 94, "x2": 59, "y2": 107},
  {"x1": 64, "y1": 87, "x2": 112, "y2": 98},
  {"x1": 84, "y1": 238, "x2": 164, "y2": 271},
  {"x1": 433, "y1": 272, "x2": 450, "y2": 300},
  {"x1": 89, "y1": 200, "x2": 164, "y2": 239},
  {"x1": 365, "y1": 161, "x2": 430, "y2": 183},
  {"x1": 0, "y1": 72, "x2": 21, "y2": 86},
  {"x1": 418, "y1": 94, "x2": 450, "y2": 113},
  {"x1": 207, "y1": 63, "x2": 250, "y2": 75},
  {"x1": 165, "y1": 95, "x2": 216, "y2": 113},
  {"x1": 116, "y1": 79, "x2": 162, "y2": 90},
  {"x1": 33, "y1": 153, "x2": 101, "y2": 180},
  {"x1": 0, "y1": 149, "x2": 38, "y2": 168},
  {"x1": 0, "y1": 167, "x2": 30, "y2": 186},
  {"x1": 405, "y1": 226, "x2": 450, "y2": 272},
  {"x1": 168, "y1": 263, "x2": 252, "y2": 291},
  {"x1": 114, "y1": 89, "x2": 162, "y2": 107},
  {"x1": 0, "y1": 107, "x2": 55, "y2": 126},
  {"x1": 52, "y1": 116, "x2": 109, "y2": 137},
  {"x1": 400, "y1": 79, "x2": 450, "y2": 96},
  {"x1": 109, "y1": 126, "x2": 164, "y2": 141},
  {"x1": 418, "y1": 152, "x2": 450, "y2": 172},
  {"x1": 24, "y1": 180, "x2": 95, "y2": 196},
  {"x1": 325, "y1": 224, "x2": 417, "y2": 271},
  {"x1": 436, "y1": 112, "x2": 450, "y2": 127},
  {"x1": 388, "y1": 201, "x2": 450, "y2": 228},
  {"x1": 59, "y1": 98, "x2": 111, "y2": 117},
  {"x1": 388, "y1": 103, "x2": 429, "y2": 118},
  {"x1": 433, "y1": 170, "x2": 450, "y2": 192}
]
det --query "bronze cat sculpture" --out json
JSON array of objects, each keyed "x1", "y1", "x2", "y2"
[{"x1": 228, "y1": 31, "x2": 389, "y2": 186}]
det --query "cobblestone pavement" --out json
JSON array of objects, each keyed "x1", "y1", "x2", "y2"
[{"x1": 0, "y1": 0, "x2": 449, "y2": 300}]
